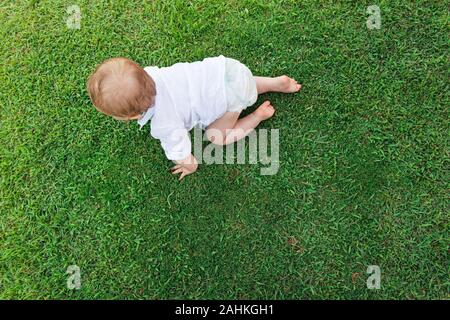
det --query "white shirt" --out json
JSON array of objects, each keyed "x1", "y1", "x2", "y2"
[{"x1": 138, "y1": 56, "x2": 227, "y2": 160}]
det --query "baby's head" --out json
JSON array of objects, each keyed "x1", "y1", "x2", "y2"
[{"x1": 87, "y1": 57, "x2": 156, "y2": 120}]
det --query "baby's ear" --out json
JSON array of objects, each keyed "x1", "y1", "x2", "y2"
[{"x1": 86, "y1": 74, "x2": 98, "y2": 102}]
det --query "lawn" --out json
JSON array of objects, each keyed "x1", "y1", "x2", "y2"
[{"x1": 0, "y1": 0, "x2": 448, "y2": 299}]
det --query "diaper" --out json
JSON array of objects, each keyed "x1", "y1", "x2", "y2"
[{"x1": 224, "y1": 58, "x2": 258, "y2": 113}]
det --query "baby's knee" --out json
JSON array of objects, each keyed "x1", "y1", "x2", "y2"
[{"x1": 206, "y1": 128, "x2": 226, "y2": 145}]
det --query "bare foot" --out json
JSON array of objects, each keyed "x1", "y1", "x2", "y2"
[
  {"x1": 277, "y1": 75, "x2": 301, "y2": 93},
  {"x1": 254, "y1": 100, "x2": 275, "y2": 121}
]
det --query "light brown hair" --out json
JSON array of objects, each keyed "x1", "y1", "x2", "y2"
[{"x1": 87, "y1": 57, "x2": 156, "y2": 118}]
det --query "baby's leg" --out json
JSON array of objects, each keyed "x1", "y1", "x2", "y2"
[
  {"x1": 206, "y1": 101, "x2": 275, "y2": 145},
  {"x1": 206, "y1": 74, "x2": 300, "y2": 145},
  {"x1": 255, "y1": 75, "x2": 301, "y2": 94}
]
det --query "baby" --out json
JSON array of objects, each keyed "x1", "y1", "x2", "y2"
[{"x1": 87, "y1": 56, "x2": 301, "y2": 180}]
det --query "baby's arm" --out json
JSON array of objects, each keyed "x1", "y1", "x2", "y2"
[{"x1": 170, "y1": 153, "x2": 198, "y2": 180}]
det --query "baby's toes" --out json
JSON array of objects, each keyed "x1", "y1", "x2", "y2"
[{"x1": 261, "y1": 100, "x2": 271, "y2": 108}]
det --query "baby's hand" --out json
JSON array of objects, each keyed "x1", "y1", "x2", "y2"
[{"x1": 171, "y1": 154, "x2": 198, "y2": 180}]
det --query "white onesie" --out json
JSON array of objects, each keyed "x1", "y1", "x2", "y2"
[{"x1": 138, "y1": 55, "x2": 257, "y2": 161}]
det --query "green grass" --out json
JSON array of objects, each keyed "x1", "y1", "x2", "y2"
[{"x1": 0, "y1": 0, "x2": 448, "y2": 299}]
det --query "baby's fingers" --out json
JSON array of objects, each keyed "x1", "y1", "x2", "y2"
[
  {"x1": 171, "y1": 164, "x2": 181, "y2": 171},
  {"x1": 171, "y1": 168, "x2": 184, "y2": 175},
  {"x1": 179, "y1": 171, "x2": 188, "y2": 180}
]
